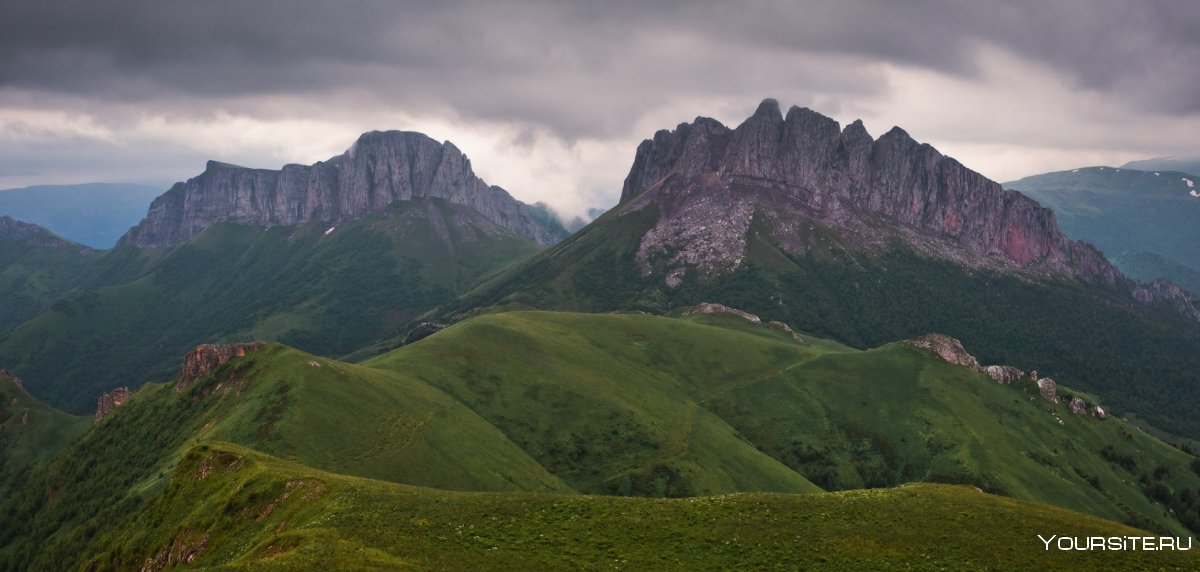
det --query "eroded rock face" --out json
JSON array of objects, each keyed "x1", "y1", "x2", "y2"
[
  {"x1": 94, "y1": 386, "x2": 132, "y2": 421},
  {"x1": 176, "y1": 342, "x2": 266, "y2": 392},
  {"x1": 121, "y1": 131, "x2": 566, "y2": 248},
  {"x1": 1037, "y1": 378, "x2": 1059, "y2": 404},
  {"x1": 983, "y1": 365, "x2": 1025, "y2": 384},
  {"x1": 903, "y1": 334, "x2": 982, "y2": 372},
  {"x1": 682, "y1": 302, "x2": 762, "y2": 323},
  {"x1": 1133, "y1": 279, "x2": 1200, "y2": 321},
  {"x1": 617, "y1": 99, "x2": 1195, "y2": 319}
]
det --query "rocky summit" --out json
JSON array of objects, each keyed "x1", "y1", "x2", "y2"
[
  {"x1": 120, "y1": 131, "x2": 566, "y2": 248},
  {"x1": 617, "y1": 99, "x2": 1198, "y2": 316}
]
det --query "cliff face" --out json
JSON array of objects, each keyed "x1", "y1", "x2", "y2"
[
  {"x1": 175, "y1": 342, "x2": 266, "y2": 392},
  {"x1": 94, "y1": 386, "x2": 131, "y2": 421},
  {"x1": 121, "y1": 132, "x2": 566, "y2": 248},
  {"x1": 619, "y1": 99, "x2": 1193, "y2": 316}
]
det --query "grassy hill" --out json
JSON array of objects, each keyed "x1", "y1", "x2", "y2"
[
  {"x1": 366, "y1": 311, "x2": 1200, "y2": 535},
  {"x1": 0, "y1": 371, "x2": 90, "y2": 499},
  {"x1": 416, "y1": 203, "x2": 1200, "y2": 443},
  {"x1": 0, "y1": 217, "x2": 99, "y2": 334},
  {"x1": 1007, "y1": 167, "x2": 1200, "y2": 293},
  {"x1": 51, "y1": 443, "x2": 1200, "y2": 570},
  {"x1": 2, "y1": 310, "x2": 1199, "y2": 569},
  {"x1": 0, "y1": 198, "x2": 543, "y2": 413}
]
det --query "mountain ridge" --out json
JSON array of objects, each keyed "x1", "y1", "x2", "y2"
[
  {"x1": 120, "y1": 130, "x2": 568, "y2": 248},
  {"x1": 617, "y1": 98, "x2": 1196, "y2": 318}
]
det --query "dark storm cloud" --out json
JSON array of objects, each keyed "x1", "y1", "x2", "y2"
[{"x1": 4, "y1": 1, "x2": 1198, "y2": 140}]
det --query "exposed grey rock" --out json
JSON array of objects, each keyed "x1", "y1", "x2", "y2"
[
  {"x1": 983, "y1": 365, "x2": 1025, "y2": 384},
  {"x1": 402, "y1": 322, "x2": 447, "y2": 345},
  {"x1": 902, "y1": 334, "x2": 982, "y2": 372},
  {"x1": 616, "y1": 99, "x2": 1195, "y2": 319},
  {"x1": 682, "y1": 302, "x2": 761, "y2": 323},
  {"x1": 1037, "y1": 378, "x2": 1059, "y2": 404},
  {"x1": 121, "y1": 131, "x2": 567, "y2": 248},
  {"x1": 1133, "y1": 279, "x2": 1200, "y2": 321},
  {"x1": 768, "y1": 320, "x2": 804, "y2": 342},
  {"x1": 1091, "y1": 404, "x2": 1108, "y2": 420},
  {"x1": 1068, "y1": 396, "x2": 1088, "y2": 415}
]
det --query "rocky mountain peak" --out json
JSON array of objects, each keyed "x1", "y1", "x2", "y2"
[
  {"x1": 120, "y1": 131, "x2": 567, "y2": 248},
  {"x1": 614, "y1": 98, "x2": 1196, "y2": 319}
]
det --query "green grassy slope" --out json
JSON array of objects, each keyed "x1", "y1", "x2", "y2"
[
  {"x1": 1007, "y1": 167, "x2": 1200, "y2": 292},
  {"x1": 371, "y1": 311, "x2": 826, "y2": 497},
  {"x1": 366, "y1": 311, "x2": 1200, "y2": 536},
  {"x1": 3, "y1": 311, "x2": 1199, "y2": 569},
  {"x1": 0, "y1": 372, "x2": 90, "y2": 499},
  {"x1": 27, "y1": 442, "x2": 1200, "y2": 571},
  {"x1": 0, "y1": 218, "x2": 98, "y2": 334},
  {"x1": 427, "y1": 205, "x2": 1200, "y2": 442},
  {"x1": 0, "y1": 198, "x2": 542, "y2": 413}
]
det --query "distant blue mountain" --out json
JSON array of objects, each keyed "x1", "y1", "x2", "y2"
[
  {"x1": 1122, "y1": 156, "x2": 1200, "y2": 176},
  {"x1": 0, "y1": 183, "x2": 162, "y2": 248}
]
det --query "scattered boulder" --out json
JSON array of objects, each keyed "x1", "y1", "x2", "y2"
[
  {"x1": 1068, "y1": 396, "x2": 1088, "y2": 415},
  {"x1": 176, "y1": 342, "x2": 266, "y2": 392},
  {"x1": 1036, "y1": 378, "x2": 1059, "y2": 404},
  {"x1": 683, "y1": 302, "x2": 761, "y2": 323},
  {"x1": 903, "y1": 334, "x2": 982, "y2": 372},
  {"x1": 403, "y1": 322, "x2": 447, "y2": 345},
  {"x1": 983, "y1": 365, "x2": 1024, "y2": 384},
  {"x1": 95, "y1": 386, "x2": 133, "y2": 421},
  {"x1": 1091, "y1": 405, "x2": 1108, "y2": 420}
]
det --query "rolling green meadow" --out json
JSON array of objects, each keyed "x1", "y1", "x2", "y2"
[{"x1": 2, "y1": 311, "x2": 1197, "y2": 569}]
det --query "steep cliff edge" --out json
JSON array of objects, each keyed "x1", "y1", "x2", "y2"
[
  {"x1": 618, "y1": 99, "x2": 1196, "y2": 317},
  {"x1": 121, "y1": 131, "x2": 567, "y2": 248}
]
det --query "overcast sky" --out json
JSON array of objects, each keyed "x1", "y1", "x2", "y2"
[{"x1": 2, "y1": 0, "x2": 1199, "y2": 218}]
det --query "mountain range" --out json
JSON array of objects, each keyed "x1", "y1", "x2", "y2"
[
  {"x1": 0, "y1": 182, "x2": 163, "y2": 248},
  {"x1": 1123, "y1": 156, "x2": 1200, "y2": 176},
  {"x1": 1, "y1": 99, "x2": 1198, "y2": 569}
]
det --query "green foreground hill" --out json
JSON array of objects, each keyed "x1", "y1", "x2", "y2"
[
  {"x1": 3, "y1": 310, "x2": 1198, "y2": 569},
  {"x1": 60, "y1": 442, "x2": 1200, "y2": 570}
]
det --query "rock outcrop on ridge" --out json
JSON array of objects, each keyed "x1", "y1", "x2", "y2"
[{"x1": 175, "y1": 343, "x2": 267, "y2": 392}]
